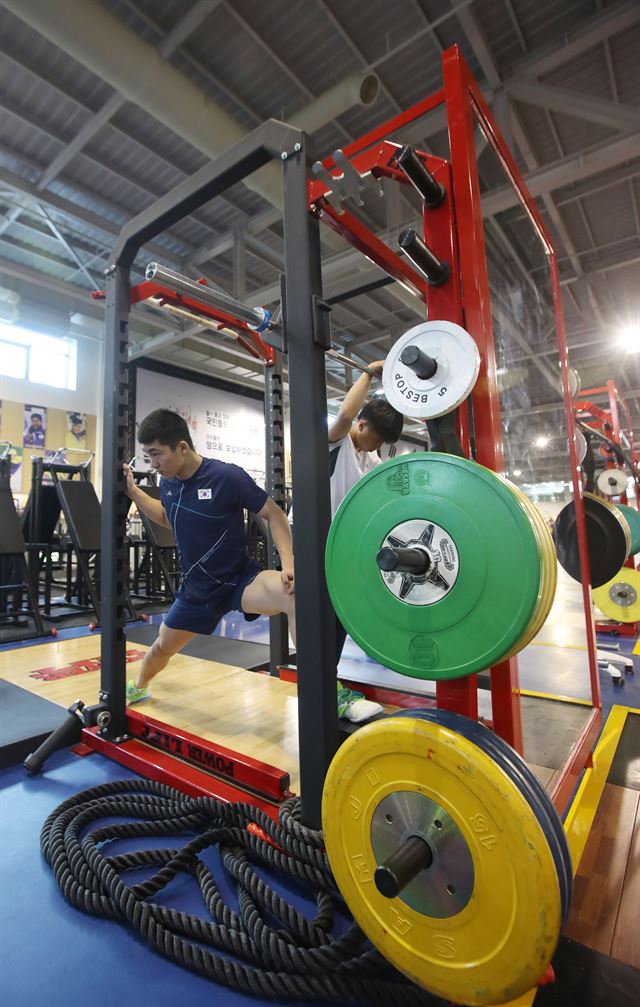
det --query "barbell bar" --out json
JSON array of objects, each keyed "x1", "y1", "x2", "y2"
[{"x1": 325, "y1": 347, "x2": 379, "y2": 377}]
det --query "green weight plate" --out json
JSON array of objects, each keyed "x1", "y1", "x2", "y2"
[
  {"x1": 325, "y1": 453, "x2": 542, "y2": 680},
  {"x1": 616, "y1": 504, "x2": 640, "y2": 555}
]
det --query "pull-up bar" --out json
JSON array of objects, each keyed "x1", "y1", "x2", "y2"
[{"x1": 142, "y1": 262, "x2": 381, "y2": 379}]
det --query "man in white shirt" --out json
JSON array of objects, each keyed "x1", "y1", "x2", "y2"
[
  {"x1": 328, "y1": 361, "x2": 403, "y2": 719},
  {"x1": 328, "y1": 362, "x2": 403, "y2": 516}
]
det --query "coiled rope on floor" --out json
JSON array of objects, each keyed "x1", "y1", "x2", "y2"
[{"x1": 41, "y1": 778, "x2": 440, "y2": 1005}]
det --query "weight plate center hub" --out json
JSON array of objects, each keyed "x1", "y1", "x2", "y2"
[
  {"x1": 379, "y1": 519, "x2": 460, "y2": 605},
  {"x1": 371, "y1": 790, "x2": 473, "y2": 916},
  {"x1": 609, "y1": 581, "x2": 637, "y2": 607}
]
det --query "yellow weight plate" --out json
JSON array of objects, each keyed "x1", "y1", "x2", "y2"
[
  {"x1": 500, "y1": 480, "x2": 557, "y2": 656},
  {"x1": 322, "y1": 716, "x2": 562, "y2": 1006},
  {"x1": 593, "y1": 567, "x2": 640, "y2": 623},
  {"x1": 516, "y1": 492, "x2": 556, "y2": 646}
]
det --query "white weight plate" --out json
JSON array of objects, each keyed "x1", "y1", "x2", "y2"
[
  {"x1": 597, "y1": 468, "x2": 628, "y2": 496},
  {"x1": 575, "y1": 428, "x2": 587, "y2": 464},
  {"x1": 382, "y1": 320, "x2": 480, "y2": 419},
  {"x1": 569, "y1": 367, "x2": 581, "y2": 398}
]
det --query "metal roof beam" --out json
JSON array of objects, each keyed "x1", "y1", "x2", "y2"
[
  {"x1": 128, "y1": 323, "x2": 210, "y2": 361},
  {"x1": 0, "y1": 94, "x2": 228, "y2": 253},
  {"x1": 0, "y1": 165, "x2": 185, "y2": 267},
  {"x1": 506, "y1": 79, "x2": 640, "y2": 133},
  {"x1": 481, "y1": 133, "x2": 640, "y2": 216},
  {"x1": 456, "y1": 6, "x2": 501, "y2": 89},
  {"x1": 30, "y1": 203, "x2": 101, "y2": 290},
  {"x1": 452, "y1": 7, "x2": 604, "y2": 331},
  {"x1": 508, "y1": 0, "x2": 640, "y2": 80},
  {"x1": 186, "y1": 208, "x2": 281, "y2": 267}
]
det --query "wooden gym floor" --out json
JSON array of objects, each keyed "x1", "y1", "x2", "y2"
[
  {"x1": 0, "y1": 624, "x2": 585, "y2": 795},
  {"x1": 563, "y1": 706, "x2": 640, "y2": 971},
  {"x1": 0, "y1": 635, "x2": 309, "y2": 790},
  {"x1": 1, "y1": 573, "x2": 639, "y2": 975}
]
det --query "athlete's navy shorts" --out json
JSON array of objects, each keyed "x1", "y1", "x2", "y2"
[{"x1": 164, "y1": 562, "x2": 262, "y2": 634}]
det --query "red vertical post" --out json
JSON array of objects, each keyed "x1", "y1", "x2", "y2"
[
  {"x1": 608, "y1": 380, "x2": 621, "y2": 440},
  {"x1": 441, "y1": 47, "x2": 523, "y2": 751},
  {"x1": 422, "y1": 155, "x2": 478, "y2": 719},
  {"x1": 549, "y1": 254, "x2": 601, "y2": 711}
]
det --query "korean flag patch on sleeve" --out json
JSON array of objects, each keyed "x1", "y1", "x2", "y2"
[{"x1": 198, "y1": 488, "x2": 212, "y2": 500}]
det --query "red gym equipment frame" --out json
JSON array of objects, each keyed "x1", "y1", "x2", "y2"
[
  {"x1": 88, "y1": 46, "x2": 601, "y2": 820},
  {"x1": 311, "y1": 45, "x2": 602, "y2": 812},
  {"x1": 576, "y1": 380, "x2": 640, "y2": 635}
]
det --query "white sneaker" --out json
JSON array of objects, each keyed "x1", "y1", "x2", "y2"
[{"x1": 342, "y1": 698, "x2": 383, "y2": 723}]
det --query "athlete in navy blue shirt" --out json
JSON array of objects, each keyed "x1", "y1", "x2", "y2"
[{"x1": 124, "y1": 409, "x2": 295, "y2": 703}]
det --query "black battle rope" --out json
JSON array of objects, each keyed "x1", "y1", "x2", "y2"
[{"x1": 41, "y1": 779, "x2": 441, "y2": 1006}]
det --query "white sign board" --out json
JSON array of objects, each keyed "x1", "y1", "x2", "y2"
[{"x1": 136, "y1": 368, "x2": 266, "y2": 486}]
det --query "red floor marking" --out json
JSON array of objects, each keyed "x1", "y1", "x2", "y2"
[{"x1": 29, "y1": 649, "x2": 147, "y2": 681}]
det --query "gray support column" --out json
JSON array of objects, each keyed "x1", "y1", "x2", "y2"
[{"x1": 283, "y1": 143, "x2": 338, "y2": 828}]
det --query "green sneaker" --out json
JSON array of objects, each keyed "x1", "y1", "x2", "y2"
[
  {"x1": 337, "y1": 680, "x2": 364, "y2": 719},
  {"x1": 337, "y1": 680, "x2": 384, "y2": 723},
  {"x1": 126, "y1": 680, "x2": 151, "y2": 705}
]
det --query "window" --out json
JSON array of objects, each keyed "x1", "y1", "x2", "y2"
[
  {"x1": 0, "y1": 339, "x2": 27, "y2": 378},
  {"x1": 0, "y1": 323, "x2": 77, "y2": 390}
]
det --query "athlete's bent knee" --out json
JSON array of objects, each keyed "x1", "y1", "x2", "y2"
[
  {"x1": 282, "y1": 592, "x2": 295, "y2": 617},
  {"x1": 152, "y1": 638, "x2": 178, "y2": 659}
]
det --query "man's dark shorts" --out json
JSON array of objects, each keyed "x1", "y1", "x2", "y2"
[{"x1": 164, "y1": 561, "x2": 262, "y2": 634}]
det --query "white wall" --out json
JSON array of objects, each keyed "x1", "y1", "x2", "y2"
[
  {"x1": 0, "y1": 331, "x2": 102, "y2": 415},
  {"x1": 136, "y1": 366, "x2": 266, "y2": 485}
]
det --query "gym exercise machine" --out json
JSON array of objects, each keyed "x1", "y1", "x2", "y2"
[
  {"x1": 28, "y1": 48, "x2": 605, "y2": 1004},
  {"x1": 33, "y1": 42, "x2": 602, "y2": 814},
  {"x1": 127, "y1": 458, "x2": 179, "y2": 602},
  {"x1": 23, "y1": 450, "x2": 138, "y2": 627},
  {"x1": 0, "y1": 442, "x2": 46, "y2": 641},
  {"x1": 555, "y1": 380, "x2": 640, "y2": 637}
]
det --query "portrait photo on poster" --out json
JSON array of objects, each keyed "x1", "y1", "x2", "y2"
[
  {"x1": 66, "y1": 411, "x2": 87, "y2": 449},
  {"x1": 23, "y1": 404, "x2": 47, "y2": 448}
]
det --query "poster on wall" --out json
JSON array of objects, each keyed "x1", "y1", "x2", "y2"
[
  {"x1": 9, "y1": 445, "x2": 23, "y2": 494},
  {"x1": 65, "y1": 411, "x2": 87, "y2": 449},
  {"x1": 23, "y1": 404, "x2": 47, "y2": 448},
  {"x1": 136, "y1": 368, "x2": 266, "y2": 487}
]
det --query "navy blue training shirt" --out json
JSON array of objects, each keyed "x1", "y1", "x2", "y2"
[{"x1": 160, "y1": 457, "x2": 268, "y2": 602}]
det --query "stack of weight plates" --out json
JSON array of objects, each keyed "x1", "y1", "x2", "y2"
[
  {"x1": 500, "y1": 477, "x2": 558, "y2": 657},
  {"x1": 322, "y1": 708, "x2": 571, "y2": 1006},
  {"x1": 395, "y1": 708, "x2": 573, "y2": 926},
  {"x1": 326, "y1": 453, "x2": 557, "y2": 680},
  {"x1": 615, "y1": 503, "x2": 640, "y2": 555},
  {"x1": 554, "y1": 492, "x2": 631, "y2": 587}
]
